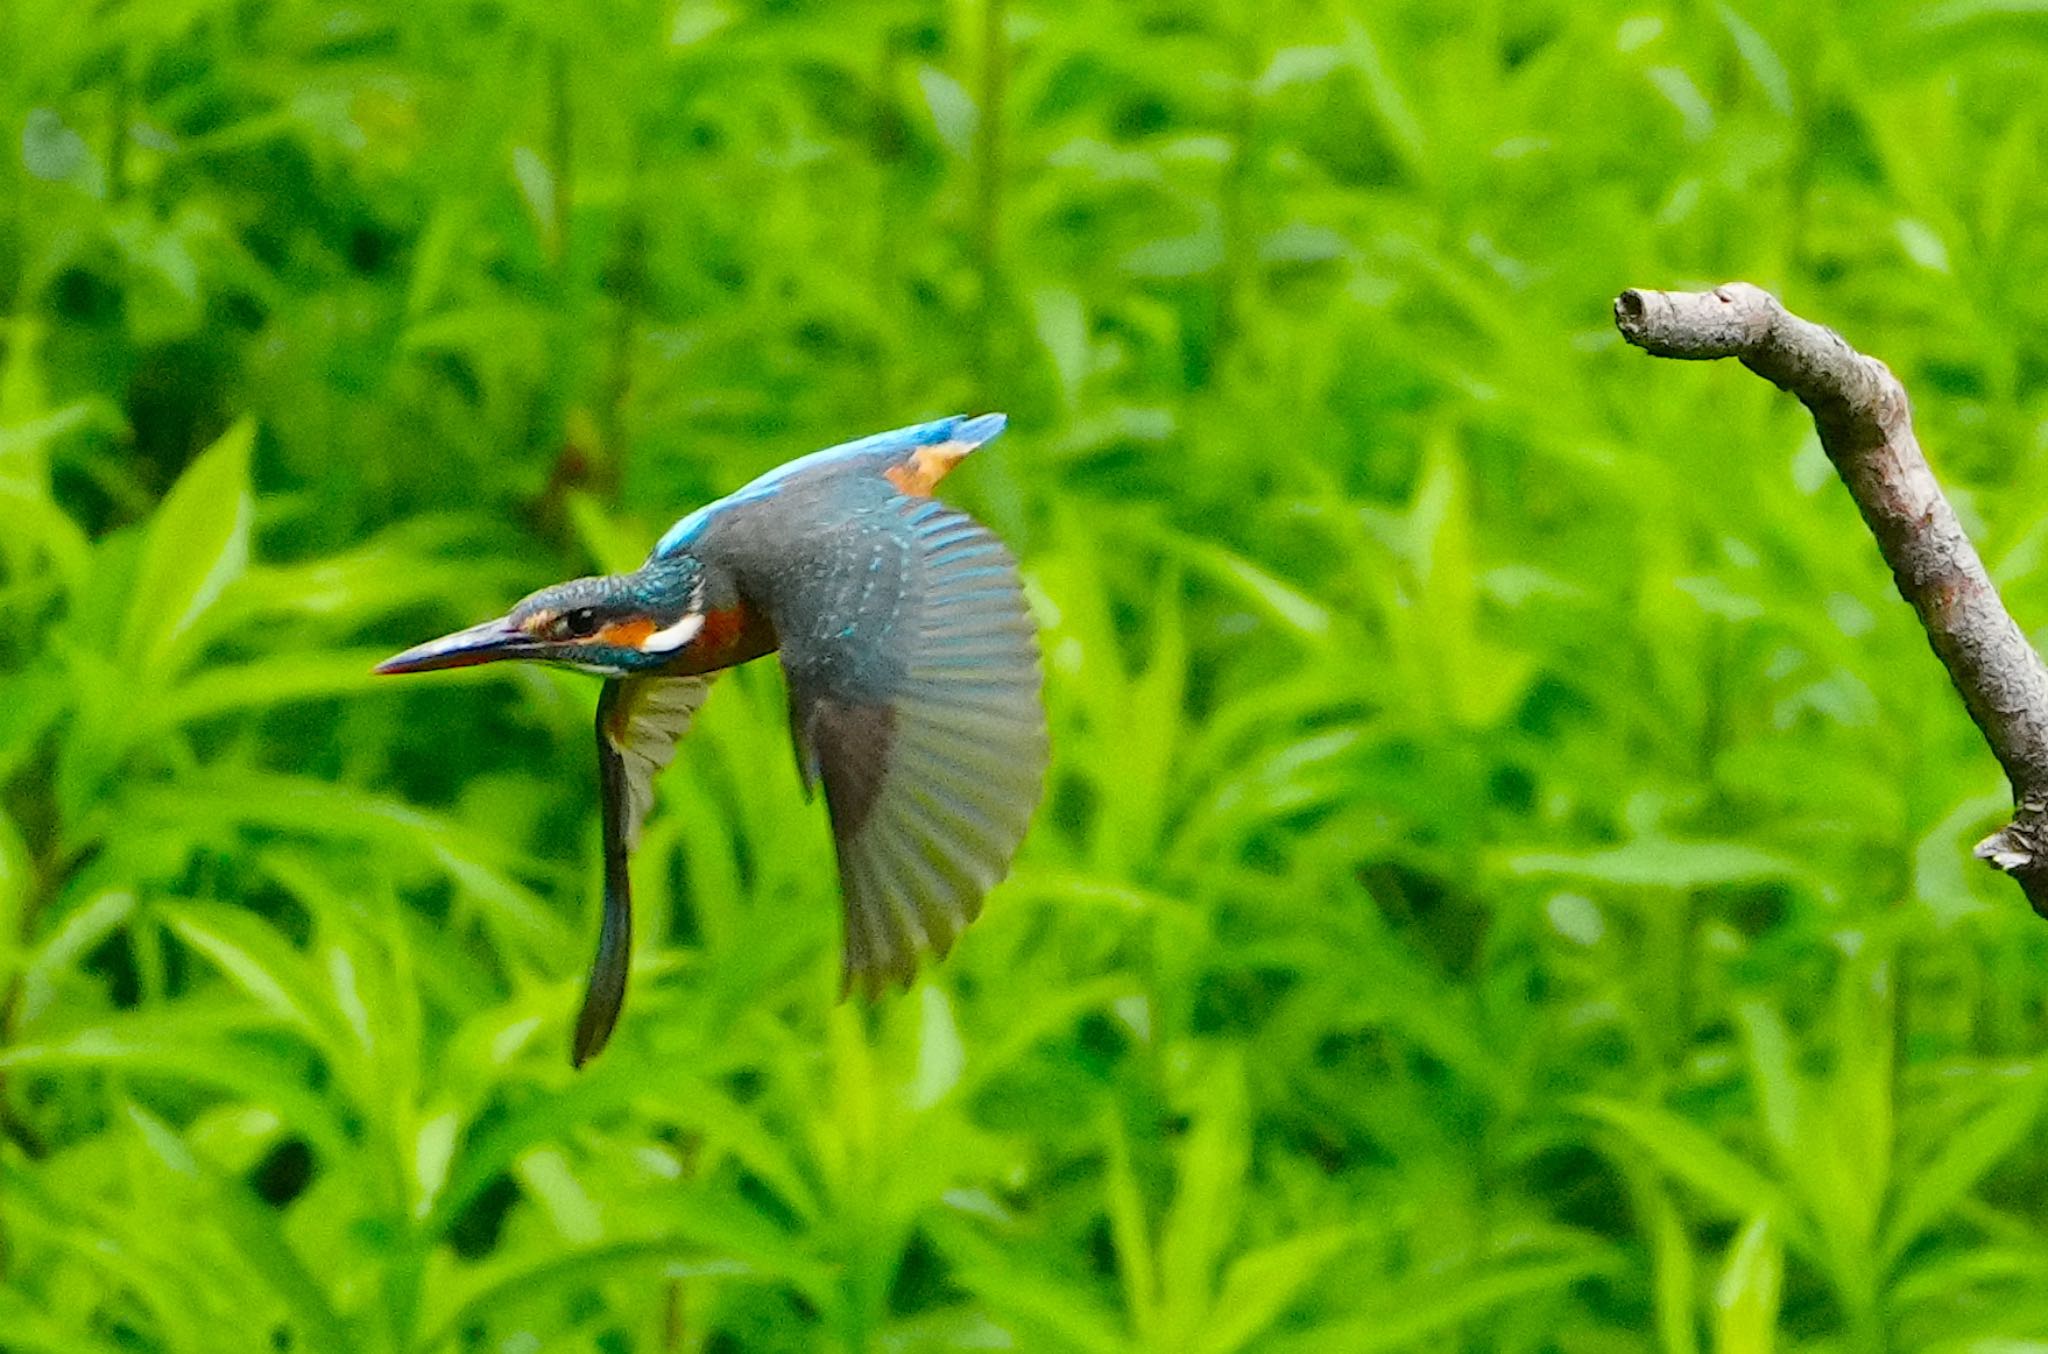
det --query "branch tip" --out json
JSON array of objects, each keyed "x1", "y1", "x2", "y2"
[{"x1": 1619, "y1": 282, "x2": 2048, "y2": 922}]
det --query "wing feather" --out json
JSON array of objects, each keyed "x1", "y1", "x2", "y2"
[
  {"x1": 571, "y1": 675, "x2": 715, "y2": 1065},
  {"x1": 780, "y1": 501, "x2": 1047, "y2": 999},
  {"x1": 609, "y1": 676, "x2": 715, "y2": 849}
]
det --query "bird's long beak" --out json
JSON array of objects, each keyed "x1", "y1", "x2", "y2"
[{"x1": 374, "y1": 615, "x2": 534, "y2": 674}]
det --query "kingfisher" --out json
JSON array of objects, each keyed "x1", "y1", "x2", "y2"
[{"x1": 375, "y1": 415, "x2": 1046, "y2": 1066}]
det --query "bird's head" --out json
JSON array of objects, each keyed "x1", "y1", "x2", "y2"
[{"x1": 375, "y1": 559, "x2": 708, "y2": 679}]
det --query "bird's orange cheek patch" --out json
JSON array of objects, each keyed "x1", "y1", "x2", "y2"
[
  {"x1": 884, "y1": 440, "x2": 971, "y2": 495},
  {"x1": 598, "y1": 617, "x2": 657, "y2": 649}
]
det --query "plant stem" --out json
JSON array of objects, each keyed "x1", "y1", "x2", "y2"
[
  {"x1": 970, "y1": 0, "x2": 1006, "y2": 403},
  {"x1": 108, "y1": 60, "x2": 131, "y2": 203},
  {"x1": 597, "y1": 137, "x2": 647, "y2": 498},
  {"x1": 0, "y1": 852, "x2": 57, "y2": 1280},
  {"x1": 549, "y1": 39, "x2": 574, "y2": 278},
  {"x1": 0, "y1": 0, "x2": 20, "y2": 310},
  {"x1": 873, "y1": 35, "x2": 904, "y2": 412},
  {"x1": 1213, "y1": 8, "x2": 1260, "y2": 377}
]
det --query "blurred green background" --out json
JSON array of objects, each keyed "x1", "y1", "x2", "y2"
[{"x1": 7, "y1": 0, "x2": 2048, "y2": 1350}]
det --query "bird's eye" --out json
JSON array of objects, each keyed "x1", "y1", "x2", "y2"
[{"x1": 558, "y1": 607, "x2": 602, "y2": 640}]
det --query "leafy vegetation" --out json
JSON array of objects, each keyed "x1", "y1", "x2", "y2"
[{"x1": 7, "y1": 0, "x2": 2048, "y2": 1349}]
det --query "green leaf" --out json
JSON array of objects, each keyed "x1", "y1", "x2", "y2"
[
  {"x1": 909, "y1": 984, "x2": 965, "y2": 1110},
  {"x1": 123, "y1": 1103, "x2": 352, "y2": 1354},
  {"x1": 421, "y1": 1202, "x2": 839, "y2": 1349},
  {"x1": 1160, "y1": 1059, "x2": 1249, "y2": 1348},
  {"x1": 1712, "y1": 1215, "x2": 1782, "y2": 1354},
  {"x1": 565, "y1": 490, "x2": 649, "y2": 576},
  {"x1": 1717, "y1": 4, "x2": 1794, "y2": 116},
  {"x1": 1733, "y1": 1003, "x2": 1806, "y2": 1190},
  {"x1": 1510, "y1": 838, "x2": 1810, "y2": 891},
  {"x1": 163, "y1": 901, "x2": 359, "y2": 1068},
  {"x1": 1579, "y1": 1097, "x2": 1794, "y2": 1236},
  {"x1": 1, "y1": 1019, "x2": 351, "y2": 1159},
  {"x1": 1882, "y1": 1061, "x2": 2048, "y2": 1271},
  {"x1": 124, "y1": 416, "x2": 254, "y2": 675},
  {"x1": 1639, "y1": 1172, "x2": 1703, "y2": 1354},
  {"x1": 18, "y1": 887, "x2": 137, "y2": 1027},
  {"x1": 1267, "y1": 1255, "x2": 1609, "y2": 1354},
  {"x1": 0, "y1": 1157, "x2": 215, "y2": 1353},
  {"x1": 0, "y1": 1287, "x2": 129, "y2": 1354},
  {"x1": 932, "y1": 1215, "x2": 1134, "y2": 1354},
  {"x1": 146, "y1": 650, "x2": 397, "y2": 731},
  {"x1": 0, "y1": 808, "x2": 32, "y2": 971},
  {"x1": 1103, "y1": 1106, "x2": 1158, "y2": 1344},
  {"x1": 1197, "y1": 1227, "x2": 1352, "y2": 1354}
]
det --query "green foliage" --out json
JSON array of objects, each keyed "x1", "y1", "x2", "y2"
[{"x1": 6, "y1": 0, "x2": 2048, "y2": 1349}]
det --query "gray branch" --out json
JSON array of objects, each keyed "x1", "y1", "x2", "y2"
[{"x1": 1614, "y1": 282, "x2": 2048, "y2": 916}]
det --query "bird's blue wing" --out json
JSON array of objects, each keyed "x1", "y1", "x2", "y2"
[
  {"x1": 775, "y1": 495, "x2": 1046, "y2": 997},
  {"x1": 651, "y1": 413, "x2": 1008, "y2": 560}
]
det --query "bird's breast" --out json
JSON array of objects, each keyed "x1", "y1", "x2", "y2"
[{"x1": 660, "y1": 602, "x2": 777, "y2": 677}]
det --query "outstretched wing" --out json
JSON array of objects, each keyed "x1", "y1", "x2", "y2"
[
  {"x1": 778, "y1": 496, "x2": 1047, "y2": 999},
  {"x1": 574, "y1": 675, "x2": 715, "y2": 1066}
]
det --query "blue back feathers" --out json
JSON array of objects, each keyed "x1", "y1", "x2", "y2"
[{"x1": 651, "y1": 414, "x2": 1008, "y2": 560}]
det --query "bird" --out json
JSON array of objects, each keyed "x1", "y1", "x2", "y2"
[{"x1": 375, "y1": 414, "x2": 1047, "y2": 1066}]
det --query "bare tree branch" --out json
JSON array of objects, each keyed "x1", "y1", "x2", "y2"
[{"x1": 1613, "y1": 282, "x2": 2048, "y2": 916}]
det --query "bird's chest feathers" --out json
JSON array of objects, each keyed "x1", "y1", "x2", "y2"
[{"x1": 655, "y1": 603, "x2": 776, "y2": 677}]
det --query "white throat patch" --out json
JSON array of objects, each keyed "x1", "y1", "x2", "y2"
[{"x1": 640, "y1": 612, "x2": 706, "y2": 653}]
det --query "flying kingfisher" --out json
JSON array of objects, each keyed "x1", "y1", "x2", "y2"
[{"x1": 375, "y1": 415, "x2": 1047, "y2": 1066}]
